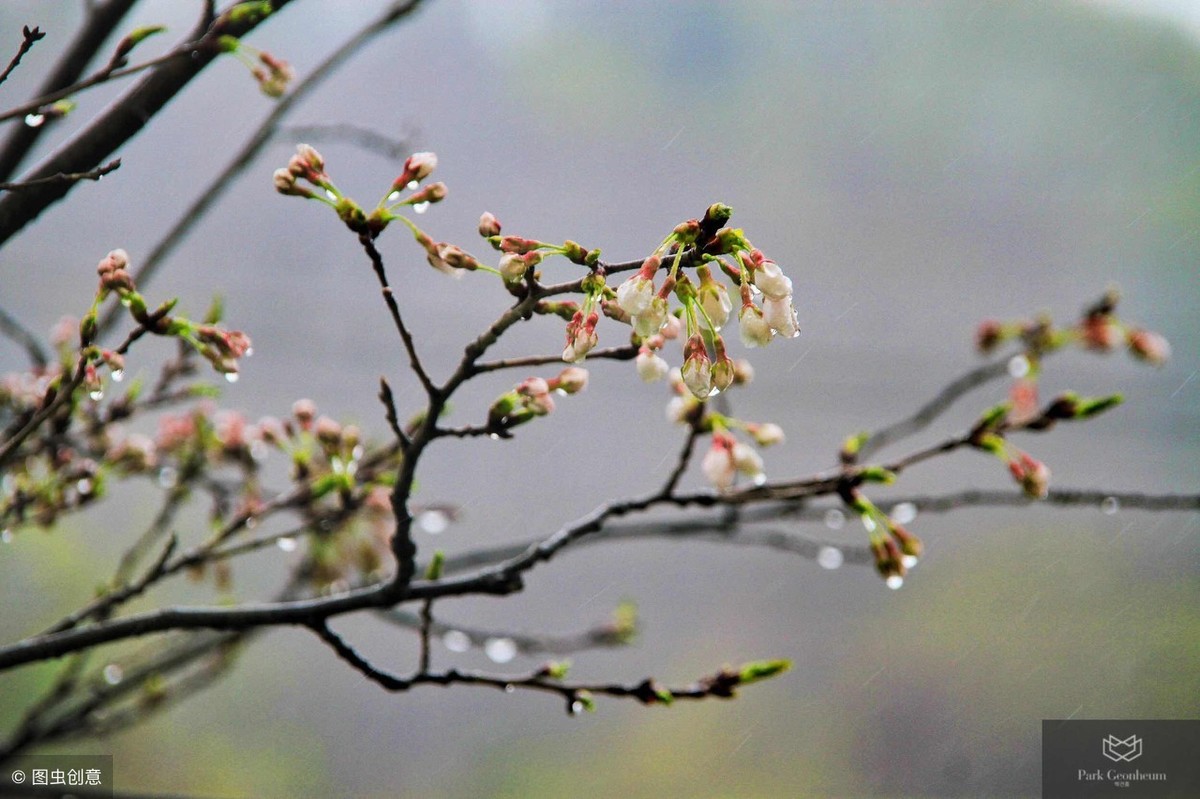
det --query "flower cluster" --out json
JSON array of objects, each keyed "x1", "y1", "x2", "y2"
[
  {"x1": 846, "y1": 491, "x2": 924, "y2": 589},
  {"x1": 218, "y1": 35, "x2": 293, "y2": 97},
  {"x1": 487, "y1": 367, "x2": 589, "y2": 433}
]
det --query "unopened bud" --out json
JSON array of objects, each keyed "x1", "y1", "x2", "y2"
[{"x1": 478, "y1": 212, "x2": 502, "y2": 238}]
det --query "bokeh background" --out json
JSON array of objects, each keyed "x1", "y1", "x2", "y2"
[{"x1": 1, "y1": 1, "x2": 1198, "y2": 797}]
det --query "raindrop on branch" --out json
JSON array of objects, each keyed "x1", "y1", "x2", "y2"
[
  {"x1": 1007, "y1": 355, "x2": 1031, "y2": 379},
  {"x1": 1100, "y1": 496, "x2": 1120, "y2": 515},
  {"x1": 417, "y1": 509, "x2": 449, "y2": 535},
  {"x1": 885, "y1": 575, "x2": 904, "y2": 590},
  {"x1": 103, "y1": 664, "x2": 123, "y2": 685},
  {"x1": 817, "y1": 546, "x2": 843, "y2": 570},
  {"x1": 442, "y1": 630, "x2": 471, "y2": 653},
  {"x1": 276, "y1": 537, "x2": 297, "y2": 552},
  {"x1": 484, "y1": 637, "x2": 517, "y2": 664},
  {"x1": 24, "y1": 114, "x2": 45, "y2": 128}
]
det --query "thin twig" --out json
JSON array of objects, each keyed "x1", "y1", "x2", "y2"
[
  {"x1": 0, "y1": 158, "x2": 120, "y2": 191},
  {"x1": 0, "y1": 304, "x2": 48, "y2": 366},
  {"x1": 0, "y1": 26, "x2": 45, "y2": 89}
]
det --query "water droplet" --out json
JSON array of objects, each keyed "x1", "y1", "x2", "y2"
[
  {"x1": 1100, "y1": 496, "x2": 1120, "y2": 515},
  {"x1": 861, "y1": 515, "x2": 878, "y2": 533},
  {"x1": 102, "y1": 664, "x2": 123, "y2": 685},
  {"x1": 110, "y1": 369, "x2": 125, "y2": 382},
  {"x1": 76, "y1": 478, "x2": 93, "y2": 495},
  {"x1": 244, "y1": 347, "x2": 254, "y2": 357},
  {"x1": 890, "y1": 502, "x2": 918, "y2": 525},
  {"x1": 885, "y1": 575, "x2": 904, "y2": 590},
  {"x1": 324, "y1": 189, "x2": 337, "y2": 201},
  {"x1": 484, "y1": 637, "x2": 517, "y2": 664},
  {"x1": 824, "y1": 509, "x2": 845, "y2": 530},
  {"x1": 752, "y1": 473, "x2": 767, "y2": 487},
  {"x1": 352, "y1": 445, "x2": 364, "y2": 460},
  {"x1": 817, "y1": 546, "x2": 843, "y2": 570},
  {"x1": 245, "y1": 516, "x2": 257, "y2": 530},
  {"x1": 24, "y1": 113, "x2": 45, "y2": 128},
  {"x1": 406, "y1": 180, "x2": 419, "y2": 190},
  {"x1": 413, "y1": 201, "x2": 431, "y2": 214},
  {"x1": 387, "y1": 190, "x2": 401, "y2": 203},
  {"x1": 89, "y1": 388, "x2": 103, "y2": 401},
  {"x1": 487, "y1": 433, "x2": 501, "y2": 441},
  {"x1": 224, "y1": 372, "x2": 239, "y2": 383},
  {"x1": 157, "y1": 466, "x2": 178, "y2": 489},
  {"x1": 707, "y1": 386, "x2": 721, "y2": 397},
  {"x1": 1007, "y1": 355, "x2": 1030, "y2": 379},
  {"x1": 1, "y1": 529, "x2": 12, "y2": 544},
  {"x1": 786, "y1": 328, "x2": 800, "y2": 338},
  {"x1": 276, "y1": 537, "x2": 297, "y2": 552},
  {"x1": 443, "y1": 630, "x2": 471, "y2": 653},
  {"x1": 901, "y1": 554, "x2": 919, "y2": 569},
  {"x1": 417, "y1": 509, "x2": 449, "y2": 535},
  {"x1": 570, "y1": 700, "x2": 584, "y2": 715},
  {"x1": 503, "y1": 683, "x2": 515, "y2": 694}
]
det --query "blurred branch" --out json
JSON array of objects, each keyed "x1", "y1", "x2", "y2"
[
  {"x1": 0, "y1": 1, "x2": 138, "y2": 181},
  {"x1": 277, "y1": 122, "x2": 414, "y2": 160},
  {"x1": 0, "y1": 303, "x2": 47, "y2": 367}
]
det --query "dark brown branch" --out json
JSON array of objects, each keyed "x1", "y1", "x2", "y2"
[
  {"x1": 472, "y1": 345, "x2": 638, "y2": 374},
  {"x1": 97, "y1": 0, "x2": 427, "y2": 335},
  {"x1": 357, "y1": 232, "x2": 437, "y2": 397},
  {"x1": 379, "y1": 608, "x2": 636, "y2": 656},
  {"x1": 0, "y1": 0, "x2": 301, "y2": 247},
  {"x1": 0, "y1": 26, "x2": 44, "y2": 89},
  {"x1": 0, "y1": 1, "x2": 137, "y2": 181},
  {"x1": 0, "y1": 158, "x2": 120, "y2": 191},
  {"x1": 277, "y1": 122, "x2": 413, "y2": 160}
]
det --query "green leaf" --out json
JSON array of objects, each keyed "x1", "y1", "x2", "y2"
[{"x1": 738, "y1": 659, "x2": 792, "y2": 684}]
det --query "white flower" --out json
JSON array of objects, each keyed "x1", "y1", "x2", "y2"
[
  {"x1": 636, "y1": 349, "x2": 670, "y2": 382},
  {"x1": 738, "y1": 304, "x2": 773, "y2": 348},
  {"x1": 732, "y1": 441, "x2": 764, "y2": 480},
  {"x1": 616, "y1": 275, "x2": 655, "y2": 317},
  {"x1": 762, "y1": 296, "x2": 799, "y2": 338},
  {"x1": 633, "y1": 296, "x2": 669, "y2": 338},
  {"x1": 498, "y1": 253, "x2": 527, "y2": 281},
  {"x1": 750, "y1": 423, "x2": 785, "y2": 447},
  {"x1": 753, "y1": 260, "x2": 792, "y2": 300},
  {"x1": 702, "y1": 437, "x2": 736, "y2": 490}
]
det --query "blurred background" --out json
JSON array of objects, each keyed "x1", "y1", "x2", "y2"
[{"x1": 1, "y1": 1, "x2": 1198, "y2": 796}]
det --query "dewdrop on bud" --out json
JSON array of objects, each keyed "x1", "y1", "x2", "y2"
[{"x1": 680, "y1": 335, "x2": 713, "y2": 400}]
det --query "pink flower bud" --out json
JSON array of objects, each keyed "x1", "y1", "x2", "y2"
[
  {"x1": 660, "y1": 313, "x2": 683, "y2": 340},
  {"x1": 1081, "y1": 315, "x2": 1118, "y2": 350},
  {"x1": 551, "y1": 366, "x2": 589, "y2": 394},
  {"x1": 975, "y1": 320, "x2": 1004, "y2": 353},
  {"x1": 562, "y1": 311, "x2": 599, "y2": 363},
  {"x1": 292, "y1": 398, "x2": 317, "y2": 430},
  {"x1": 394, "y1": 151, "x2": 438, "y2": 189},
  {"x1": 315, "y1": 415, "x2": 342, "y2": 445},
  {"x1": 437, "y1": 243, "x2": 480, "y2": 271},
  {"x1": 1126, "y1": 329, "x2": 1170, "y2": 366},
  {"x1": 478, "y1": 211, "x2": 502, "y2": 238},
  {"x1": 711, "y1": 338, "x2": 735, "y2": 391},
  {"x1": 1009, "y1": 453, "x2": 1050, "y2": 499},
  {"x1": 749, "y1": 422, "x2": 784, "y2": 447}
]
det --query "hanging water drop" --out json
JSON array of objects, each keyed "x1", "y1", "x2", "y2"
[
  {"x1": 413, "y1": 201, "x2": 431, "y2": 214},
  {"x1": 885, "y1": 575, "x2": 904, "y2": 590},
  {"x1": 24, "y1": 113, "x2": 45, "y2": 128},
  {"x1": 503, "y1": 683, "x2": 515, "y2": 694},
  {"x1": 76, "y1": 478, "x2": 93, "y2": 495},
  {"x1": 488, "y1": 433, "x2": 501, "y2": 441},
  {"x1": 890, "y1": 502, "x2": 917, "y2": 524},
  {"x1": 442, "y1": 630, "x2": 471, "y2": 653},
  {"x1": 224, "y1": 372, "x2": 239, "y2": 383},
  {"x1": 103, "y1": 664, "x2": 124, "y2": 685},
  {"x1": 324, "y1": 189, "x2": 337, "y2": 201},
  {"x1": 387, "y1": 190, "x2": 401, "y2": 203},
  {"x1": 111, "y1": 369, "x2": 125, "y2": 382},
  {"x1": 570, "y1": 700, "x2": 584, "y2": 715},
  {"x1": 824, "y1": 508, "x2": 845, "y2": 530},
  {"x1": 417, "y1": 509, "x2": 449, "y2": 535},
  {"x1": 817, "y1": 546, "x2": 843, "y2": 570},
  {"x1": 157, "y1": 466, "x2": 178, "y2": 489},
  {"x1": 276, "y1": 537, "x2": 297, "y2": 552},
  {"x1": 89, "y1": 388, "x2": 103, "y2": 401},
  {"x1": 861, "y1": 515, "x2": 878, "y2": 533},
  {"x1": 1100, "y1": 496, "x2": 1120, "y2": 515},
  {"x1": 1007, "y1": 355, "x2": 1030, "y2": 379},
  {"x1": 406, "y1": 180, "x2": 419, "y2": 191},
  {"x1": 484, "y1": 637, "x2": 517, "y2": 664},
  {"x1": 901, "y1": 554, "x2": 919, "y2": 569}
]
